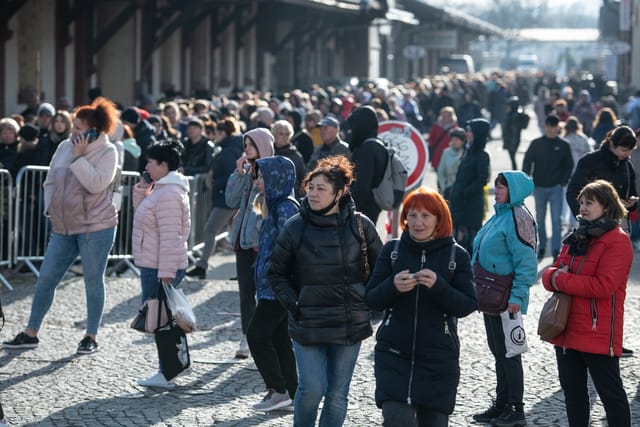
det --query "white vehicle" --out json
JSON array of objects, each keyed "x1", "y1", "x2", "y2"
[
  {"x1": 437, "y1": 54, "x2": 475, "y2": 74},
  {"x1": 516, "y1": 54, "x2": 539, "y2": 73}
]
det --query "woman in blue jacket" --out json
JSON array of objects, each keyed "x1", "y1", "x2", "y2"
[
  {"x1": 472, "y1": 171, "x2": 537, "y2": 427},
  {"x1": 366, "y1": 187, "x2": 477, "y2": 426},
  {"x1": 248, "y1": 156, "x2": 300, "y2": 412}
]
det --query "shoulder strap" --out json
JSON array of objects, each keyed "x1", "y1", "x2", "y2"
[
  {"x1": 390, "y1": 239, "x2": 401, "y2": 267},
  {"x1": 448, "y1": 243, "x2": 457, "y2": 274},
  {"x1": 356, "y1": 213, "x2": 370, "y2": 279},
  {"x1": 0, "y1": 294, "x2": 4, "y2": 333}
]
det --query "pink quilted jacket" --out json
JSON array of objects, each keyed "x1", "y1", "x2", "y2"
[{"x1": 132, "y1": 171, "x2": 191, "y2": 279}]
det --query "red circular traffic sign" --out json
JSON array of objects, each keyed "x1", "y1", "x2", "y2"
[{"x1": 378, "y1": 120, "x2": 428, "y2": 190}]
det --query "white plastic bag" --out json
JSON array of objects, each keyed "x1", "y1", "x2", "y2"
[
  {"x1": 500, "y1": 310, "x2": 529, "y2": 358},
  {"x1": 163, "y1": 283, "x2": 197, "y2": 333}
]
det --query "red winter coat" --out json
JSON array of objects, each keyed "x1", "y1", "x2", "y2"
[
  {"x1": 541, "y1": 226, "x2": 632, "y2": 357},
  {"x1": 428, "y1": 122, "x2": 456, "y2": 170}
]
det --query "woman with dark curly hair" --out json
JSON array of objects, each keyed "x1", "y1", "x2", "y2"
[
  {"x1": 269, "y1": 155, "x2": 383, "y2": 427},
  {"x1": 3, "y1": 97, "x2": 120, "y2": 355}
]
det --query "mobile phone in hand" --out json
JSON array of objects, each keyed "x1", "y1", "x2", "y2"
[
  {"x1": 143, "y1": 172, "x2": 152, "y2": 183},
  {"x1": 83, "y1": 128, "x2": 98, "y2": 143}
]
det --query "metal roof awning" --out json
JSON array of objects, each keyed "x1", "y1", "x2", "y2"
[
  {"x1": 400, "y1": 0, "x2": 503, "y2": 36},
  {"x1": 277, "y1": 0, "x2": 386, "y2": 14}
]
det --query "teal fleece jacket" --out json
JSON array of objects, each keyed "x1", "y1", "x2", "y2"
[{"x1": 471, "y1": 171, "x2": 538, "y2": 313}]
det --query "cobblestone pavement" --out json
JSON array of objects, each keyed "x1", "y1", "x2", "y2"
[
  {"x1": 3, "y1": 115, "x2": 640, "y2": 426},
  {"x1": 2, "y1": 250, "x2": 640, "y2": 427}
]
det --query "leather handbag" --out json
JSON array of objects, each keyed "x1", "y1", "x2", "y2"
[
  {"x1": 130, "y1": 282, "x2": 170, "y2": 333},
  {"x1": 537, "y1": 292, "x2": 572, "y2": 341},
  {"x1": 473, "y1": 261, "x2": 514, "y2": 315}
]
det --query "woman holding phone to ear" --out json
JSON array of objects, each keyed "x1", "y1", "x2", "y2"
[{"x1": 3, "y1": 97, "x2": 120, "y2": 355}]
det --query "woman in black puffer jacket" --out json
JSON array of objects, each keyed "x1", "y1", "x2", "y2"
[
  {"x1": 269, "y1": 155, "x2": 382, "y2": 427},
  {"x1": 365, "y1": 187, "x2": 477, "y2": 427}
]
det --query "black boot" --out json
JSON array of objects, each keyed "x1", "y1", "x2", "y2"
[
  {"x1": 490, "y1": 404, "x2": 526, "y2": 426},
  {"x1": 472, "y1": 401, "x2": 506, "y2": 423},
  {"x1": 186, "y1": 265, "x2": 206, "y2": 279}
]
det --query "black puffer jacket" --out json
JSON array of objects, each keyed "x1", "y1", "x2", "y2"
[
  {"x1": 365, "y1": 233, "x2": 477, "y2": 414},
  {"x1": 269, "y1": 196, "x2": 383, "y2": 345},
  {"x1": 566, "y1": 144, "x2": 637, "y2": 216}
]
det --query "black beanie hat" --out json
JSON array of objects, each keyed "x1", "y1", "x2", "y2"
[
  {"x1": 19, "y1": 123, "x2": 39, "y2": 141},
  {"x1": 121, "y1": 107, "x2": 140, "y2": 124}
]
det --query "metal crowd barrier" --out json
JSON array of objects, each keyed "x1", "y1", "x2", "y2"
[
  {"x1": 186, "y1": 173, "x2": 229, "y2": 263},
  {"x1": 7, "y1": 167, "x2": 227, "y2": 286},
  {"x1": 108, "y1": 171, "x2": 141, "y2": 276},
  {"x1": 0, "y1": 169, "x2": 13, "y2": 290},
  {"x1": 13, "y1": 166, "x2": 51, "y2": 277}
]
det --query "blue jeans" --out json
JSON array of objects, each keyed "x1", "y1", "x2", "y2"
[
  {"x1": 292, "y1": 340, "x2": 362, "y2": 427},
  {"x1": 533, "y1": 185, "x2": 564, "y2": 254},
  {"x1": 27, "y1": 227, "x2": 116, "y2": 336},
  {"x1": 140, "y1": 268, "x2": 186, "y2": 303}
]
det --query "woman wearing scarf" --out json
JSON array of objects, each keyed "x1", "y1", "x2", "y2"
[{"x1": 542, "y1": 179, "x2": 632, "y2": 427}]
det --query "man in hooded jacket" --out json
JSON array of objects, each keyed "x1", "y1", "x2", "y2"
[{"x1": 346, "y1": 106, "x2": 388, "y2": 224}]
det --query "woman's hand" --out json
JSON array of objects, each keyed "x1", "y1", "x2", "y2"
[
  {"x1": 394, "y1": 269, "x2": 418, "y2": 293},
  {"x1": 160, "y1": 278, "x2": 172, "y2": 286},
  {"x1": 72, "y1": 133, "x2": 90, "y2": 158},
  {"x1": 414, "y1": 268, "x2": 438, "y2": 288},
  {"x1": 507, "y1": 303, "x2": 521, "y2": 314},
  {"x1": 551, "y1": 266, "x2": 568, "y2": 290},
  {"x1": 236, "y1": 154, "x2": 248, "y2": 174}
]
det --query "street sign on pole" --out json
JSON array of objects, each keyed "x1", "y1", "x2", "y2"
[{"x1": 377, "y1": 121, "x2": 428, "y2": 191}]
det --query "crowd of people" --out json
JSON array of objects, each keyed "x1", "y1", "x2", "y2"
[{"x1": 0, "y1": 69, "x2": 639, "y2": 426}]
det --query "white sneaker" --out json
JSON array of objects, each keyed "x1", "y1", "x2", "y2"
[
  {"x1": 137, "y1": 371, "x2": 176, "y2": 389},
  {"x1": 235, "y1": 335, "x2": 251, "y2": 359},
  {"x1": 252, "y1": 389, "x2": 292, "y2": 411}
]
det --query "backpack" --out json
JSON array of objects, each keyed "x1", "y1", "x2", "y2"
[
  {"x1": 516, "y1": 111, "x2": 530, "y2": 130},
  {"x1": 366, "y1": 138, "x2": 408, "y2": 211}
]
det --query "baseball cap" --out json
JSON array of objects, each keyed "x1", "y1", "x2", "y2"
[{"x1": 319, "y1": 116, "x2": 339, "y2": 128}]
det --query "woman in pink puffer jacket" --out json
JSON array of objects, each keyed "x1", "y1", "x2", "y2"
[{"x1": 131, "y1": 141, "x2": 191, "y2": 389}]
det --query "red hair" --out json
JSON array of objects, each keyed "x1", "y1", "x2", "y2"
[
  {"x1": 74, "y1": 96, "x2": 118, "y2": 135},
  {"x1": 400, "y1": 187, "x2": 452, "y2": 238}
]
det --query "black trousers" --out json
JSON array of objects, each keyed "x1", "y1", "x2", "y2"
[
  {"x1": 235, "y1": 248, "x2": 257, "y2": 334},
  {"x1": 381, "y1": 400, "x2": 449, "y2": 427},
  {"x1": 483, "y1": 314, "x2": 524, "y2": 406},
  {"x1": 247, "y1": 299, "x2": 298, "y2": 398},
  {"x1": 555, "y1": 347, "x2": 630, "y2": 427}
]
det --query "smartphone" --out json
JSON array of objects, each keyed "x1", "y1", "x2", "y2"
[
  {"x1": 143, "y1": 172, "x2": 153, "y2": 183},
  {"x1": 83, "y1": 128, "x2": 98, "y2": 143}
]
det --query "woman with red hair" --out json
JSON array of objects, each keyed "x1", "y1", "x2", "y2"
[
  {"x1": 3, "y1": 97, "x2": 120, "y2": 355},
  {"x1": 365, "y1": 186, "x2": 477, "y2": 426}
]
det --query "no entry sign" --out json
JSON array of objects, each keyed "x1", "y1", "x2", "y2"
[{"x1": 378, "y1": 121, "x2": 428, "y2": 190}]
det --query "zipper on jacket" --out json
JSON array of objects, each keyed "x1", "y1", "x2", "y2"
[
  {"x1": 609, "y1": 294, "x2": 616, "y2": 357},
  {"x1": 62, "y1": 169, "x2": 71, "y2": 235},
  {"x1": 406, "y1": 249, "x2": 425, "y2": 405},
  {"x1": 384, "y1": 311, "x2": 393, "y2": 326},
  {"x1": 590, "y1": 298, "x2": 598, "y2": 331}
]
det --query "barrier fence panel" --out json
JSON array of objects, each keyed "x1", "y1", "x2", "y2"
[
  {"x1": 13, "y1": 166, "x2": 51, "y2": 278},
  {"x1": 0, "y1": 169, "x2": 13, "y2": 290},
  {"x1": 108, "y1": 171, "x2": 140, "y2": 276},
  {"x1": 187, "y1": 174, "x2": 228, "y2": 263}
]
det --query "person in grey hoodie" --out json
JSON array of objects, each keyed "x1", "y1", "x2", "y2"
[{"x1": 225, "y1": 127, "x2": 275, "y2": 358}]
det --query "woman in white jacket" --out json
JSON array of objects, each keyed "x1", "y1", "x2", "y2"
[{"x1": 132, "y1": 141, "x2": 191, "y2": 388}]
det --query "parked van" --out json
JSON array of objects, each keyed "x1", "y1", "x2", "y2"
[{"x1": 437, "y1": 54, "x2": 475, "y2": 74}]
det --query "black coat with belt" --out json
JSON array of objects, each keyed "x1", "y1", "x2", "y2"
[
  {"x1": 365, "y1": 232, "x2": 477, "y2": 414},
  {"x1": 269, "y1": 196, "x2": 383, "y2": 345}
]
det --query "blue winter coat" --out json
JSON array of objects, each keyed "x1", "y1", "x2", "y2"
[
  {"x1": 472, "y1": 170, "x2": 538, "y2": 313},
  {"x1": 211, "y1": 135, "x2": 243, "y2": 208},
  {"x1": 365, "y1": 234, "x2": 477, "y2": 414},
  {"x1": 255, "y1": 156, "x2": 299, "y2": 300}
]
